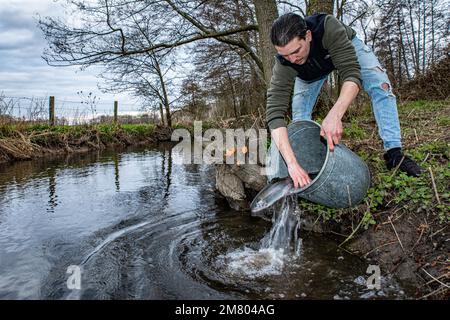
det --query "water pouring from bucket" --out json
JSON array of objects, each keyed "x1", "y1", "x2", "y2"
[
  {"x1": 219, "y1": 195, "x2": 302, "y2": 279},
  {"x1": 251, "y1": 120, "x2": 370, "y2": 213}
]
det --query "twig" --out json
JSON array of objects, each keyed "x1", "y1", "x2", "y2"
[
  {"x1": 424, "y1": 272, "x2": 449, "y2": 286},
  {"x1": 411, "y1": 226, "x2": 426, "y2": 252},
  {"x1": 257, "y1": 107, "x2": 264, "y2": 128},
  {"x1": 381, "y1": 206, "x2": 404, "y2": 225},
  {"x1": 414, "y1": 128, "x2": 419, "y2": 142},
  {"x1": 307, "y1": 214, "x2": 322, "y2": 236},
  {"x1": 428, "y1": 167, "x2": 441, "y2": 204},
  {"x1": 339, "y1": 213, "x2": 366, "y2": 247},
  {"x1": 363, "y1": 240, "x2": 397, "y2": 258},
  {"x1": 430, "y1": 225, "x2": 447, "y2": 237},
  {"x1": 249, "y1": 114, "x2": 259, "y2": 130},
  {"x1": 420, "y1": 152, "x2": 430, "y2": 165},
  {"x1": 390, "y1": 155, "x2": 405, "y2": 178},
  {"x1": 419, "y1": 286, "x2": 448, "y2": 299},
  {"x1": 407, "y1": 107, "x2": 416, "y2": 118},
  {"x1": 388, "y1": 215, "x2": 405, "y2": 254},
  {"x1": 421, "y1": 268, "x2": 450, "y2": 288},
  {"x1": 329, "y1": 230, "x2": 349, "y2": 238}
]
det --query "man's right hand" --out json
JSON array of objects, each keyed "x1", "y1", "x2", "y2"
[
  {"x1": 287, "y1": 160, "x2": 312, "y2": 189},
  {"x1": 271, "y1": 126, "x2": 312, "y2": 189}
]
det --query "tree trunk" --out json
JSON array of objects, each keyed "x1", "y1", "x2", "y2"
[
  {"x1": 407, "y1": 0, "x2": 420, "y2": 74},
  {"x1": 431, "y1": 0, "x2": 435, "y2": 64},
  {"x1": 336, "y1": 0, "x2": 347, "y2": 20},
  {"x1": 159, "y1": 102, "x2": 165, "y2": 126},
  {"x1": 422, "y1": 0, "x2": 426, "y2": 72},
  {"x1": 307, "y1": 0, "x2": 334, "y2": 15},
  {"x1": 252, "y1": 0, "x2": 279, "y2": 88},
  {"x1": 154, "y1": 58, "x2": 172, "y2": 127},
  {"x1": 226, "y1": 69, "x2": 239, "y2": 118}
]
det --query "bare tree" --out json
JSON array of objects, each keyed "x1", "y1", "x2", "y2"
[
  {"x1": 100, "y1": 51, "x2": 176, "y2": 126},
  {"x1": 253, "y1": 0, "x2": 279, "y2": 86},
  {"x1": 39, "y1": 0, "x2": 284, "y2": 124},
  {"x1": 39, "y1": 0, "x2": 261, "y2": 70}
]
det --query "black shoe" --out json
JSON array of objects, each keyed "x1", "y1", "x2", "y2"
[{"x1": 383, "y1": 147, "x2": 423, "y2": 177}]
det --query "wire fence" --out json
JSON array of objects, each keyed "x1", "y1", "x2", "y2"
[{"x1": 0, "y1": 95, "x2": 162, "y2": 126}]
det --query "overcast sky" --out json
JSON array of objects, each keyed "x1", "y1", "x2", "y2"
[{"x1": 0, "y1": 0, "x2": 138, "y2": 111}]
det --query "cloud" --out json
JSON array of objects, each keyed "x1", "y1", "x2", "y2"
[{"x1": 0, "y1": 0, "x2": 133, "y2": 106}]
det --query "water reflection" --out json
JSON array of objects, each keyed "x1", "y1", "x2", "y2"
[
  {"x1": 162, "y1": 148, "x2": 172, "y2": 200},
  {"x1": 47, "y1": 167, "x2": 58, "y2": 213},
  {"x1": 113, "y1": 152, "x2": 120, "y2": 192},
  {"x1": 0, "y1": 145, "x2": 409, "y2": 300}
]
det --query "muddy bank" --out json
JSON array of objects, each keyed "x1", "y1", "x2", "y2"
[
  {"x1": 0, "y1": 124, "x2": 173, "y2": 164},
  {"x1": 301, "y1": 209, "x2": 447, "y2": 299},
  {"x1": 215, "y1": 164, "x2": 448, "y2": 299},
  {"x1": 213, "y1": 101, "x2": 449, "y2": 299}
]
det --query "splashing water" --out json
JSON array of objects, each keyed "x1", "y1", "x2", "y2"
[
  {"x1": 250, "y1": 177, "x2": 296, "y2": 213},
  {"x1": 260, "y1": 195, "x2": 302, "y2": 255},
  {"x1": 218, "y1": 195, "x2": 302, "y2": 278}
]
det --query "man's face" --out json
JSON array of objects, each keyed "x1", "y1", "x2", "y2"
[{"x1": 275, "y1": 31, "x2": 312, "y2": 65}]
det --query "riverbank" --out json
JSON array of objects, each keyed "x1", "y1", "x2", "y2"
[
  {"x1": 295, "y1": 100, "x2": 449, "y2": 299},
  {"x1": 1, "y1": 100, "x2": 448, "y2": 299},
  {"x1": 0, "y1": 123, "x2": 173, "y2": 163},
  {"x1": 210, "y1": 100, "x2": 449, "y2": 299}
]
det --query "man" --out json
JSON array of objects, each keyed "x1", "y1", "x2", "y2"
[{"x1": 266, "y1": 12, "x2": 422, "y2": 189}]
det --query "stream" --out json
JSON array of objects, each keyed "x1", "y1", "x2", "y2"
[{"x1": 0, "y1": 144, "x2": 408, "y2": 299}]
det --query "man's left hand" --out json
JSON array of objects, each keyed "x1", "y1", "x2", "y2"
[{"x1": 320, "y1": 111, "x2": 343, "y2": 152}]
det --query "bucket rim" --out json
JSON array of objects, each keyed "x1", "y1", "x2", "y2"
[{"x1": 287, "y1": 120, "x2": 331, "y2": 194}]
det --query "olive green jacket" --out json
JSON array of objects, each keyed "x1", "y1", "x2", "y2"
[{"x1": 266, "y1": 15, "x2": 361, "y2": 130}]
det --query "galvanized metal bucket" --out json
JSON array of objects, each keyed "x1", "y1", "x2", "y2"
[{"x1": 266, "y1": 120, "x2": 370, "y2": 208}]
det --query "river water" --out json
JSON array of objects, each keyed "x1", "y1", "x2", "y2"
[{"x1": 0, "y1": 144, "x2": 408, "y2": 299}]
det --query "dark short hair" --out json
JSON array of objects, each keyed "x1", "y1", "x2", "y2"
[{"x1": 270, "y1": 13, "x2": 308, "y2": 47}]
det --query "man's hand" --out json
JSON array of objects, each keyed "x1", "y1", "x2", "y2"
[
  {"x1": 320, "y1": 110, "x2": 343, "y2": 152},
  {"x1": 287, "y1": 160, "x2": 312, "y2": 189},
  {"x1": 271, "y1": 126, "x2": 312, "y2": 189},
  {"x1": 319, "y1": 81, "x2": 359, "y2": 151}
]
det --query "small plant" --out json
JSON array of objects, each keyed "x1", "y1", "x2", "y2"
[
  {"x1": 343, "y1": 120, "x2": 367, "y2": 140},
  {"x1": 77, "y1": 91, "x2": 100, "y2": 121}
]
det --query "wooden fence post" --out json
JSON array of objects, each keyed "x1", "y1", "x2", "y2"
[
  {"x1": 114, "y1": 100, "x2": 118, "y2": 124},
  {"x1": 49, "y1": 96, "x2": 55, "y2": 126}
]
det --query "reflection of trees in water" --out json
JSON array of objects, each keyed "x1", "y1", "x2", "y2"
[
  {"x1": 0, "y1": 145, "x2": 214, "y2": 218},
  {"x1": 112, "y1": 152, "x2": 120, "y2": 192},
  {"x1": 47, "y1": 167, "x2": 57, "y2": 213},
  {"x1": 135, "y1": 145, "x2": 173, "y2": 208},
  {"x1": 161, "y1": 148, "x2": 172, "y2": 200}
]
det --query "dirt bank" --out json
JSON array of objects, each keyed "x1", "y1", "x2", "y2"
[
  {"x1": 214, "y1": 100, "x2": 449, "y2": 299},
  {"x1": 0, "y1": 124, "x2": 173, "y2": 164}
]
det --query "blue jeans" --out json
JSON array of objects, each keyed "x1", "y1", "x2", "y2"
[{"x1": 291, "y1": 37, "x2": 402, "y2": 150}]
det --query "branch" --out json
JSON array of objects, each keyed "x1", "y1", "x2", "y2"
[
  {"x1": 349, "y1": 10, "x2": 369, "y2": 27},
  {"x1": 163, "y1": 0, "x2": 262, "y2": 71},
  {"x1": 105, "y1": 0, "x2": 126, "y2": 52},
  {"x1": 164, "y1": 0, "x2": 211, "y2": 33},
  {"x1": 277, "y1": 1, "x2": 306, "y2": 17},
  {"x1": 44, "y1": 25, "x2": 259, "y2": 67}
]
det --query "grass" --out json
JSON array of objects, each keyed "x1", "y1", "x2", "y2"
[
  {"x1": 0, "y1": 122, "x2": 164, "y2": 162},
  {"x1": 0, "y1": 122, "x2": 157, "y2": 138},
  {"x1": 298, "y1": 99, "x2": 450, "y2": 229},
  {"x1": 1, "y1": 100, "x2": 448, "y2": 298},
  {"x1": 296, "y1": 101, "x2": 449, "y2": 299}
]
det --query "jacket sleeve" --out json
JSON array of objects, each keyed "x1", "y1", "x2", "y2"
[
  {"x1": 322, "y1": 15, "x2": 362, "y2": 88},
  {"x1": 266, "y1": 58, "x2": 297, "y2": 130}
]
